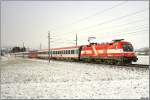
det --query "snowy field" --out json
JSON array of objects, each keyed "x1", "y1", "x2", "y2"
[
  {"x1": 0, "y1": 56, "x2": 149, "y2": 99},
  {"x1": 133, "y1": 55, "x2": 149, "y2": 65}
]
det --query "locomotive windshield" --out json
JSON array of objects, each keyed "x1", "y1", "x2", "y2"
[{"x1": 122, "y1": 44, "x2": 133, "y2": 51}]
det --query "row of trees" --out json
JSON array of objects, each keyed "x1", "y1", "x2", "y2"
[{"x1": 10, "y1": 46, "x2": 26, "y2": 53}]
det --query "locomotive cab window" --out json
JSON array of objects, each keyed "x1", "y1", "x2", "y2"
[{"x1": 122, "y1": 44, "x2": 133, "y2": 51}]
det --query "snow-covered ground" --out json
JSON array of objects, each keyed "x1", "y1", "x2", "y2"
[
  {"x1": 133, "y1": 55, "x2": 149, "y2": 65},
  {"x1": 0, "y1": 56, "x2": 149, "y2": 99}
]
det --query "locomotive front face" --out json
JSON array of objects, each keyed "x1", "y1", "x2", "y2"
[{"x1": 119, "y1": 42, "x2": 138, "y2": 62}]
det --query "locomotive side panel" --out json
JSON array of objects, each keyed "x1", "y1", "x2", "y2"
[{"x1": 80, "y1": 41, "x2": 138, "y2": 64}]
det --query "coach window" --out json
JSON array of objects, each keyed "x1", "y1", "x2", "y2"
[
  {"x1": 68, "y1": 50, "x2": 70, "y2": 54},
  {"x1": 66, "y1": 50, "x2": 68, "y2": 54},
  {"x1": 76, "y1": 49, "x2": 79, "y2": 54},
  {"x1": 71, "y1": 50, "x2": 73, "y2": 54}
]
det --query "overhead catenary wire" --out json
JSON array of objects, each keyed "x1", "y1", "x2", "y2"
[
  {"x1": 54, "y1": 8, "x2": 148, "y2": 41},
  {"x1": 56, "y1": 1, "x2": 128, "y2": 30},
  {"x1": 91, "y1": 24, "x2": 148, "y2": 35},
  {"x1": 52, "y1": 26, "x2": 148, "y2": 48},
  {"x1": 47, "y1": 5, "x2": 148, "y2": 48},
  {"x1": 52, "y1": 23, "x2": 148, "y2": 43},
  {"x1": 51, "y1": 29, "x2": 148, "y2": 48},
  {"x1": 77, "y1": 29, "x2": 148, "y2": 42},
  {"x1": 78, "y1": 18, "x2": 148, "y2": 32},
  {"x1": 70, "y1": 8, "x2": 149, "y2": 33}
]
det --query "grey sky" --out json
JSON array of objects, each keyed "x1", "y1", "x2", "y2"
[{"x1": 1, "y1": 1, "x2": 149, "y2": 50}]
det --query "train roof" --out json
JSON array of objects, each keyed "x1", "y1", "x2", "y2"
[{"x1": 39, "y1": 46, "x2": 81, "y2": 52}]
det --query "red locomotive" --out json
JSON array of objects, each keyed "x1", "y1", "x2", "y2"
[
  {"x1": 80, "y1": 39, "x2": 138, "y2": 65},
  {"x1": 14, "y1": 39, "x2": 138, "y2": 65}
]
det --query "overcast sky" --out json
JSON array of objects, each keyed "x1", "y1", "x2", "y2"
[{"x1": 1, "y1": 1, "x2": 149, "y2": 50}]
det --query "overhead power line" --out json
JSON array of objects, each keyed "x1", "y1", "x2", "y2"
[
  {"x1": 66, "y1": 8, "x2": 148, "y2": 33},
  {"x1": 93, "y1": 28, "x2": 149, "y2": 38},
  {"x1": 58, "y1": 1, "x2": 128, "y2": 30},
  {"x1": 91, "y1": 24, "x2": 148, "y2": 34},
  {"x1": 111, "y1": 29, "x2": 148, "y2": 36},
  {"x1": 52, "y1": 21, "x2": 148, "y2": 42},
  {"x1": 81, "y1": 18, "x2": 147, "y2": 32},
  {"x1": 54, "y1": 25, "x2": 148, "y2": 44}
]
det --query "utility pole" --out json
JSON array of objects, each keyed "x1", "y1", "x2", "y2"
[
  {"x1": 76, "y1": 33, "x2": 78, "y2": 46},
  {"x1": 0, "y1": 0, "x2": 2, "y2": 60},
  {"x1": 48, "y1": 31, "x2": 50, "y2": 63}
]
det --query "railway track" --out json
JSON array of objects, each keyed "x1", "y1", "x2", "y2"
[
  {"x1": 85, "y1": 62, "x2": 149, "y2": 68},
  {"x1": 48, "y1": 59, "x2": 149, "y2": 69},
  {"x1": 76, "y1": 60, "x2": 149, "y2": 68},
  {"x1": 123, "y1": 64, "x2": 149, "y2": 68},
  {"x1": 18, "y1": 57, "x2": 149, "y2": 69}
]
